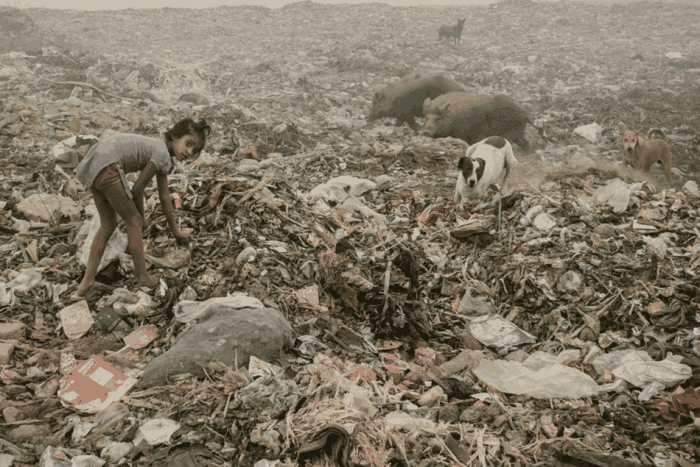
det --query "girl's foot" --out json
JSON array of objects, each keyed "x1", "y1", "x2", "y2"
[
  {"x1": 136, "y1": 273, "x2": 159, "y2": 289},
  {"x1": 75, "y1": 280, "x2": 93, "y2": 297}
]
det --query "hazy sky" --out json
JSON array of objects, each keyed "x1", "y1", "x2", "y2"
[{"x1": 12, "y1": 0, "x2": 493, "y2": 10}]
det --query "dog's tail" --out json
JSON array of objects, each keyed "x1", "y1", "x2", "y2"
[{"x1": 647, "y1": 128, "x2": 667, "y2": 141}]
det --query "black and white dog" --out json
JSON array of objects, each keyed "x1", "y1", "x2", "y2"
[{"x1": 454, "y1": 136, "x2": 519, "y2": 203}]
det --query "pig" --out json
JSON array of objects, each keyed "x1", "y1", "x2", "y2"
[
  {"x1": 422, "y1": 92, "x2": 539, "y2": 150},
  {"x1": 438, "y1": 19, "x2": 466, "y2": 45},
  {"x1": 368, "y1": 73, "x2": 469, "y2": 131}
]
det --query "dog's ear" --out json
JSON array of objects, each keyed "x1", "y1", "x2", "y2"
[
  {"x1": 618, "y1": 124, "x2": 627, "y2": 136},
  {"x1": 458, "y1": 157, "x2": 466, "y2": 170}
]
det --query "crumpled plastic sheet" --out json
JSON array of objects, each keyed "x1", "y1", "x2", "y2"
[
  {"x1": 39, "y1": 447, "x2": 105, "y2": 467},
  {"x1": 100, "y1": 442, "x2": 133, "y2": 464},
  {"x1": 0, "y1": 268, "x2": 43, "y2": 306},
  {"x1": 133, "y1": 418, "x2": 181, "y2": 446},
  {"x1": 573, "y1": 122, "x2": 603, "y2": 144},
  {"x1": 236, "y1": 375, "x2": 299, "y2": 417},
  {"x1": 253, "y1": 461, "x2": 285, "y2": 467},
  {"x1": 592, "y1": 349, "x2": 692, "y2": 388},
  {"x1": 384, "y1": 411, "x2": 436, "y2": 432},
  {"x1": 306, "y1": 176, "x2": 377, "y2": 204},
  {"x1": 250, "y1": 426, "x2": 282, "y2": 456},
  {"x1": 172, "y1": 293, "x2": 264, "y2": 323},
  {"x1": 612, "y1": 353, "x2": 691, "y2": 389},
  {"x1": 77, "y1": 211, "x2": 128, "y2": 273},
  {"x1": 473, "y1": 357, "x2": 599, "y2": 399},
  {"x1": 145, "y1": 248, "x2": 191, "y2": 269},
  {"x1": 96, "y1": 288, "x2": 155, "y2": 316},
  {"x1": 593, "y1": 178, "x2": 631, "y2": 213}
]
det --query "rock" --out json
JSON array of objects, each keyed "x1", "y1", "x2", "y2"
[
  {"x1": 238, "y1": 159, "x2": 260, "y2": 173},
  {"x1": 0, "y1": 454, "x2": 15, "y2": 467},
  {"x1": 124, "y1": 70, "x2": 140, "y2": 91},
  {"x1": 573, "y1": 123, "x2": 603, "y2": 144},
  {"x1": 65, "y1": 96, "x2": 87, "y2": 107},
  {"x1": 179, "y1": 93, "x2": 209, "y2": 105},
  {"x1": 140, "y1": 306, "x2": 293, "y2": 388},
  {"x1": 683, "y1": 181, "x2": 699, "y2": 197},
  {"x1": 532, "y1": 212, "x2": 556, "y2": 231},
  {"x1": 418, "y1": 385, "x2": 446, "y2": 407},
  {"x1": 2, "y1": 406, "x2": 23, "y2": 423},
  {"x1": 569, "y1": 155, "x2": 596, "y2": 171},
  {"x1": 438, "y1": 403, "x2": 460, "y2": 423},
  {"x1": 17, "y1": 193, "x2": 81, "y2": 222},
  {"x1": 375, "y1": 175, "x2": 392, "y2": 185},
  {"x1": 236, "y1": 246, "x2": 257, "y2": 266},
  {"x1": 556, "y1": 270, "x2": 585, "y2": 295},
  {"x1": 0, "y1": 342, "x2": 15, "y2": 365},
  {"x1": 0, "y1": 322, "x2": 25, "y2": 340},
  {"x1": 8, "y1": 423, "x2": 50, "y2": 440},
  {"x1": 458, "y1": 328, "x2": 483, "y2": 350},
  {"x1": 100, "y1": 442, "x2": 133, "y2": 463},
  {"x1": 594, "y1": 223, "x2": 616, "y2": 238}
]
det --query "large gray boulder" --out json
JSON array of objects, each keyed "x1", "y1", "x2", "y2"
[{"x1": 140, "y1": 306, "x2": 293, "y2": 388}]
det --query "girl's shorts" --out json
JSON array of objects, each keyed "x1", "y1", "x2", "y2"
[{"x1": 93, "y1": 164, "x2": 121, "y2": 190}]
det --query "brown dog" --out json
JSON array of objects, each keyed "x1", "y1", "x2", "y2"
[{"x1": 619, "y1": 125, "x2": 673, "y2": 185}]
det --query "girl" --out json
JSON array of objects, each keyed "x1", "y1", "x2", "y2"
[{"x1": 74, "y1": 118, "x2": 211, "y2": 297}]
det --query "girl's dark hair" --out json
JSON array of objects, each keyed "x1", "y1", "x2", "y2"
[{"x1": 165, "y1": 118, "x2": 211, "y2": 151}]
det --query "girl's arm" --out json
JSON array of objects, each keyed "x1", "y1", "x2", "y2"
[
  {"x1": 156, "y1": 172, "x2": 189, "y2": 243},
  {"x1": 132, "y1": 162, "x2": 158, "y2": 229}
]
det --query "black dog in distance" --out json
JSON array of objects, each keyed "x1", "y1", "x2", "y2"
[{"x1": 438, "y1": 18, "x2": 466, "y2": 45}]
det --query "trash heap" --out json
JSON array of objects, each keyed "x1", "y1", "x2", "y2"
[{"x1": 1, "y1": 2, "x2": 700, "y2": 467}]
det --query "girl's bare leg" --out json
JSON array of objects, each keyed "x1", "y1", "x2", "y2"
[
  {"x1": 75, "y1": 188, "x2": 118, "y2": 296},
  {"x1": 100, "y1": 182, "x2": 158, "y2": 288}
]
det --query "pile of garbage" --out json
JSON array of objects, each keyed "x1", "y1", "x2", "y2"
[{"x1": 1, "y1": 2, "x2": 700, "y2": 467}]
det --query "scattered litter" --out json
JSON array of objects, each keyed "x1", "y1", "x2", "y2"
[
  {"x1": 467, "y1": 314, "x2": 537, "y2": 348},
  {"x1": 573, "y1": 122, "x2": 603, "y2": 144},
  {"x1": 122, "y1": 324, "x2": 158, "y2": 349},
  {"x1": 59, "y1": 300, "x2": 94, "y2": 339},
  {"x1": 58, "y1": 355, "x2": 138, "y2": 413},
  {"x1": 133, "y1": 418, "x2": 181, "y2": 446},
  {"x1": 473, "y1": 356, "x2": 600, "y2": 399},
  {"x1": 2, "y1": 3, "x2": 700, "y2": 467}
]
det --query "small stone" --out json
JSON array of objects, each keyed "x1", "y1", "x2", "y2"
[
  {"x1": 532, "y1": 212, "x2": 556, "y2": 231},
  {"x1": 438, "y1": 403, "x2": 460, "y2": 423},
  {"x1": 458, "y1": 328, "x2": 483, "y2": 350},
  {"x1": 683, "y1": 181, "x2": 699, "y2": 197},
  {"x1": 236, "y1": 246, "x2": 257, "y2": 266},
  {"x1": 594, "y1": 223, "x2": 616, "y2": 238},
  {"x1": 556, "y1": 270, "x2": 585, "y2": 295},
  {"x1": 418, "y1": 385, "x2": 446, "y2": 407},
  {"x1": 179, "y1": 93, "x2": 209, "y2": 105},
  {"x1": 2, "y1": 406, "x2": 23, "y2": 423},
  {"x1": 385, "y1": 363, "x2": 406, "y2": 384},
  {"x1": 0, "y1": 342, "x2": 15, "y2": 365},
  {"x1": 17, "y1": 193, "x2": 81, "y2": 223},
  {"x1": 8, "y1": 423, "x2": 50, "y2": 440},
  {"x1": 0, "y1": 322, "x2": 25, "y2": 340}
]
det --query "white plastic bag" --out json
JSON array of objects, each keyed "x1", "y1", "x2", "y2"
[{"x1": 474, "y1": 358, "x2": 599, "y2": 399}]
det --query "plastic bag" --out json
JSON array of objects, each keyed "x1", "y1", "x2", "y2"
[
  {"x1": 173, "y1": 293, "x2": 264, "y2": 323},
  {"x1": 473, "y1": 358, "x2": 599, "y2": 399}
]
